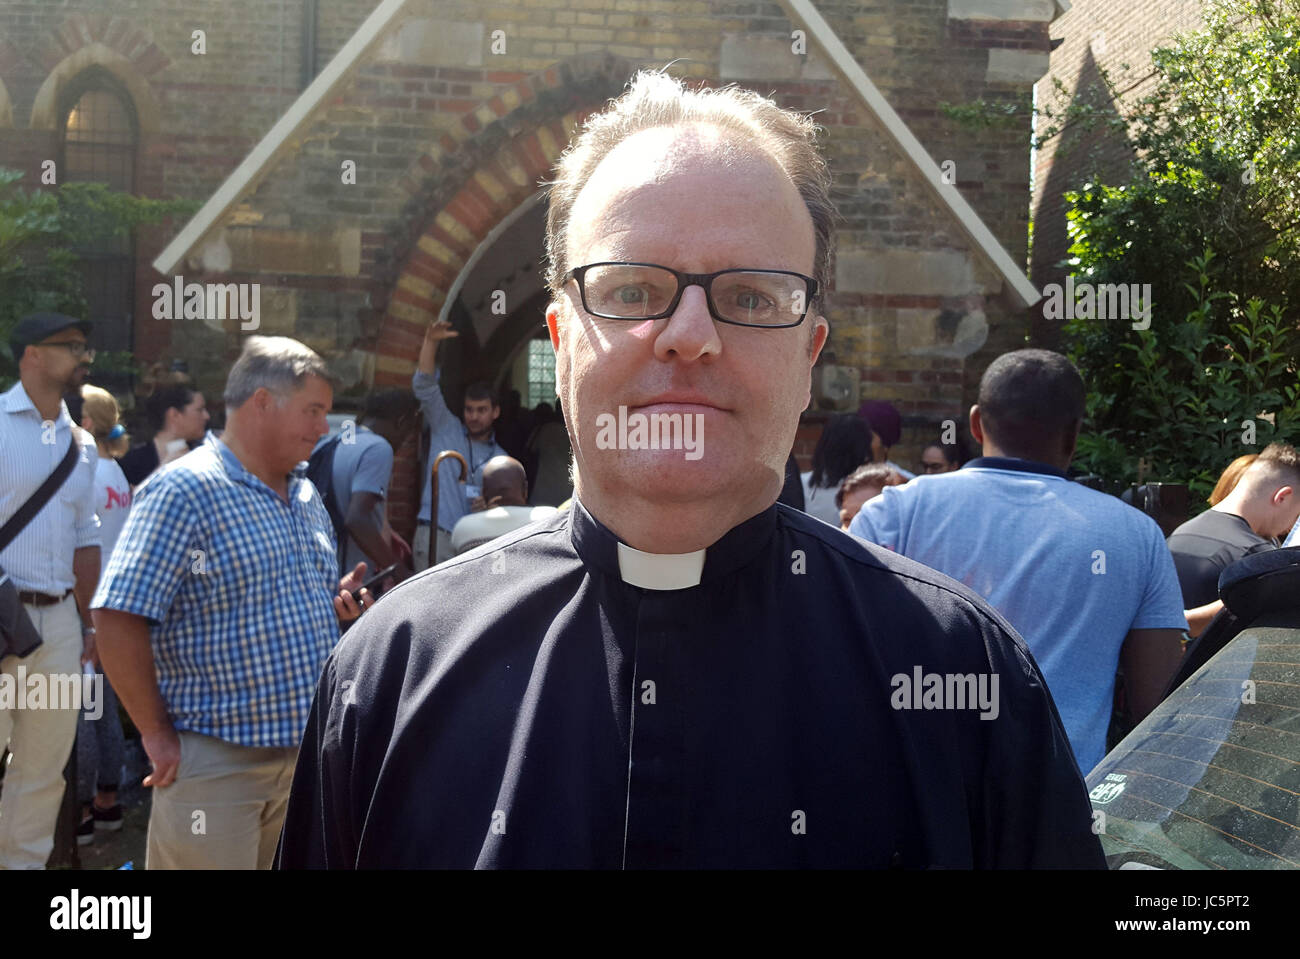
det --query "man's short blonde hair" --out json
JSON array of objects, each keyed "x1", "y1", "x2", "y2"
[
  {"x1": 1246, "y1": 442, "x2": 1300, "y2": 490},
  {"x1": 543, "y1": 70, "x2": 835, "y2": 309}
]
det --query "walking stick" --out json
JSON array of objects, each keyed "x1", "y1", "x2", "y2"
[{"x1": 431, "y1": 450, "x2": 468, "y2": 561}]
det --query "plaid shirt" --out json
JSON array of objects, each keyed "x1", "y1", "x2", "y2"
[{"x1": 92, "y1": 434, "x2": 341, "y2": 747}]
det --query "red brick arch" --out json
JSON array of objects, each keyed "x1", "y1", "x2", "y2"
[
  {"x1": 372, "y1": 53, "x2": 637, "y2": 388},
  {"x1": 372, "y1": 53, "x2": 636, "y2": 536},
  {"x1": 27, "y1": 13, "x2": 169, "y2": 132}
]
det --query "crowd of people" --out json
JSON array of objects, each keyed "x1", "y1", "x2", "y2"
[
  {"x1": 0, "y1": 316, "x2": 572, "y2": 868},
  {"x1": 3, "y1": 69, "x2": 1294, "y2": 869}
]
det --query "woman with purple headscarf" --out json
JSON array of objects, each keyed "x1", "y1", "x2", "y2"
[{"x1": 858, "y1": 400, "x2": 915, "y2": 481}]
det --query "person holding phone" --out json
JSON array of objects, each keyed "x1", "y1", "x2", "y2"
[
  {"x1": 309, "y1": 389, "x2": 419, "y2": 591},
  {"x1": 92, "y1": 336, "x2": 371, "y2": 870}
]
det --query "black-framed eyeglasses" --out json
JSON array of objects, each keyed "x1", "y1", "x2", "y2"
[
  {"x1": 563, "y1": 261, "x2": 818, "y2": 328},
  {"x1": 35, "y1": 340, "x2": 95, "y2": 360}
]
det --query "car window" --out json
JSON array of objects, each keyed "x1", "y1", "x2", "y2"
[{"x1": 1087, "y1": 624, "x2": 1300, "y2": 869}]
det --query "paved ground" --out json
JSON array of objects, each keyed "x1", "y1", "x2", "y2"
[{"x1": 71, "y1": 736, "x2": 150, "y2": 870}]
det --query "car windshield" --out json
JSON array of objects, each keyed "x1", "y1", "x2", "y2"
[{"x1": 1087, "y1": 623, "x2": 1300, "y2": 869}]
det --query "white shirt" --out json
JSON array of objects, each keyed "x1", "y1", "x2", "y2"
[
  {"x1": 800, "y1": 471, "x2": 842, "y2": 527},
  {"x1": 92, "y1": 455, "x2": 132, "y2": 577},
  {"x1": 451, "y1": 505, "x2": 559, "y2": 555},
  {"x1": 0, "y1": 382, "x2": 100, "y2": 592}
]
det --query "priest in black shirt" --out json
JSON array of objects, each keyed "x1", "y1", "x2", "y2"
[{"x1": 276, "y1": 71, "x2": 1104, "y2": 869}]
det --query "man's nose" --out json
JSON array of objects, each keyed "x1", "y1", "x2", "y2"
[{"x1": 654, "y1": 284, "x2": 721, "y2": 362}]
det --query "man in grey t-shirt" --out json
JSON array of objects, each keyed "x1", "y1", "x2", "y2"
[{"x1": 1168, "y1": 443, "x2": 1300, "y2": 609}]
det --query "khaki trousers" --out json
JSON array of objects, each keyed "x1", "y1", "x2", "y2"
[
  {"x1": 146, "y1": 730, "x2": 296, "y2": 870},
  {"x1": 0, "y1": 594, "x2": 82, "y2": 870},
  {"x1": 412, "y1": 524, "x2": 454, "y2": 570}
]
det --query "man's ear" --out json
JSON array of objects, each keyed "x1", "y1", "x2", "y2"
[
  {"x1": 251, "y1": 386, "x2": 275, "y2": 415},
  {"x1": 545, "y1": 301, "x2": 564, "y2": 352},
  {"x1": 969, "y1": 405, "x2": 984, "y2": 445},
  {"x1": 807, "y1": 315, "x2": 828, "y2": 365}
]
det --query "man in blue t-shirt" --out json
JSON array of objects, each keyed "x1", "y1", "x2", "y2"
[
  {"x1": 313, "y1": 388, "x2": 420, "y2": 584},
  {"x1": 850, "y1": 349, "x2": 1186, "y2": 774}
]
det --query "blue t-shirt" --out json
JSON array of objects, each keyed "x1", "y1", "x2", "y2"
[
  {"x1": 849, "y1": 458, "x2": 1187, "y2": 774},
  {"x1": 312, "y1": 426, "x2": 394, "y2": 576}
]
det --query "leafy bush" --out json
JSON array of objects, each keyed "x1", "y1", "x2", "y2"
[
  {"x1": 1055, "y1": 0, "x2": 1300, "y2": 504},
  {"x1": 0, "y1": 168, "x2": 195, "y2": 388}
]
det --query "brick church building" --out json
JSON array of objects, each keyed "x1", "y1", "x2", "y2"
[
  {"x1": 1031, "y1": 0, "x2": 1204, "y2": 347},
  {"x1": 0, "y1": 0, "x2": 1069, "y2": 536}
]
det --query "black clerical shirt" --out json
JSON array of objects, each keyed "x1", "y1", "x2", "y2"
[{"x1": 275, "y1": 500, "x2": 1104, "y2": 869}]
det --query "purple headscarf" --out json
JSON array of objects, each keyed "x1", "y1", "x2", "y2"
[{"x1": 857, "y1": 400, "x2": 902, "y2": 448}]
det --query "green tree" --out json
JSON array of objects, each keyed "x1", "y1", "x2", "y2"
[
  {"x1": 0, "y1": 167, "x2": 194, "y2": 387},
  {"x1": 1048, "y1": 0, "x2": 1300, "y2": 501},
  {"x1": 1077, "y1": 252, "x2": 1300, "y2": 505}
]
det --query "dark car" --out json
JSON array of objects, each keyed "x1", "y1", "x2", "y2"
[{"x1": 1086, "y1": 547, "x2": 1300, "y2": 869}]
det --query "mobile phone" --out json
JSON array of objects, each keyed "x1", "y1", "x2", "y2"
[{"x1": 358, "y1": 563, "x2": 400, "y2": 595}]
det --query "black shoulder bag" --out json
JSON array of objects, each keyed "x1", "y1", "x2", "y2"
[
  {"x1": 0, "y1": 435, "x2": 81, "y2": 659},
  {"x1": 304, "y1": 434, "x2": 349, "y2": 576}
]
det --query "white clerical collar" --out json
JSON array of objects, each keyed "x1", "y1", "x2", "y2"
[{"x1": 616, "y1": 541, "x2": 705, "y2": 590}]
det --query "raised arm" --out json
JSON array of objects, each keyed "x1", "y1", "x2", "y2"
[{"x1": 412, "y1": 320, "x2": 461, "y2": 435}]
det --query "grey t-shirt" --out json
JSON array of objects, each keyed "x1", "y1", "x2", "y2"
[
  {"x1": 1167, "y1": 509, "x2": 1274, "y2": 608},
  {"x1": 312, "y1": 427, "x2": 394, "y2": 577}
]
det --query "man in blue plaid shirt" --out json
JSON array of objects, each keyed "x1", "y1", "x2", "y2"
[{"x1": 92, "y1": 336, "x2": 370, "y2": 869}]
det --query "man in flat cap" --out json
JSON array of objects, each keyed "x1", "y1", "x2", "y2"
[{"x1": 0, "y1": 314, "x2": 101, "y2": 868}]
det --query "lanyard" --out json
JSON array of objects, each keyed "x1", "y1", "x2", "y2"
[{"x1": 463, "y1": 426, "x2": 490, "y2": 479}]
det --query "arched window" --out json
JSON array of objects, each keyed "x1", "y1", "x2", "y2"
[
  {"x1": 59, "y1": 68, "x2": 138, "y2": 370},
  {"x1": 525, "y1": 336, "x2": 555, "y2": 409}
]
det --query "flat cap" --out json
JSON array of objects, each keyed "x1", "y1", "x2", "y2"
[{"x1": 8, "y1": 312, "x2": 92, "y2": 361}]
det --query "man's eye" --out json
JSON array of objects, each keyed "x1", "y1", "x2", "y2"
[
  {"x1": 734, "y1": 290, "x2": 774, "y2": 311},
  {"x1": 614, "y1": 286, "x2": 649, "y2": 304}
]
